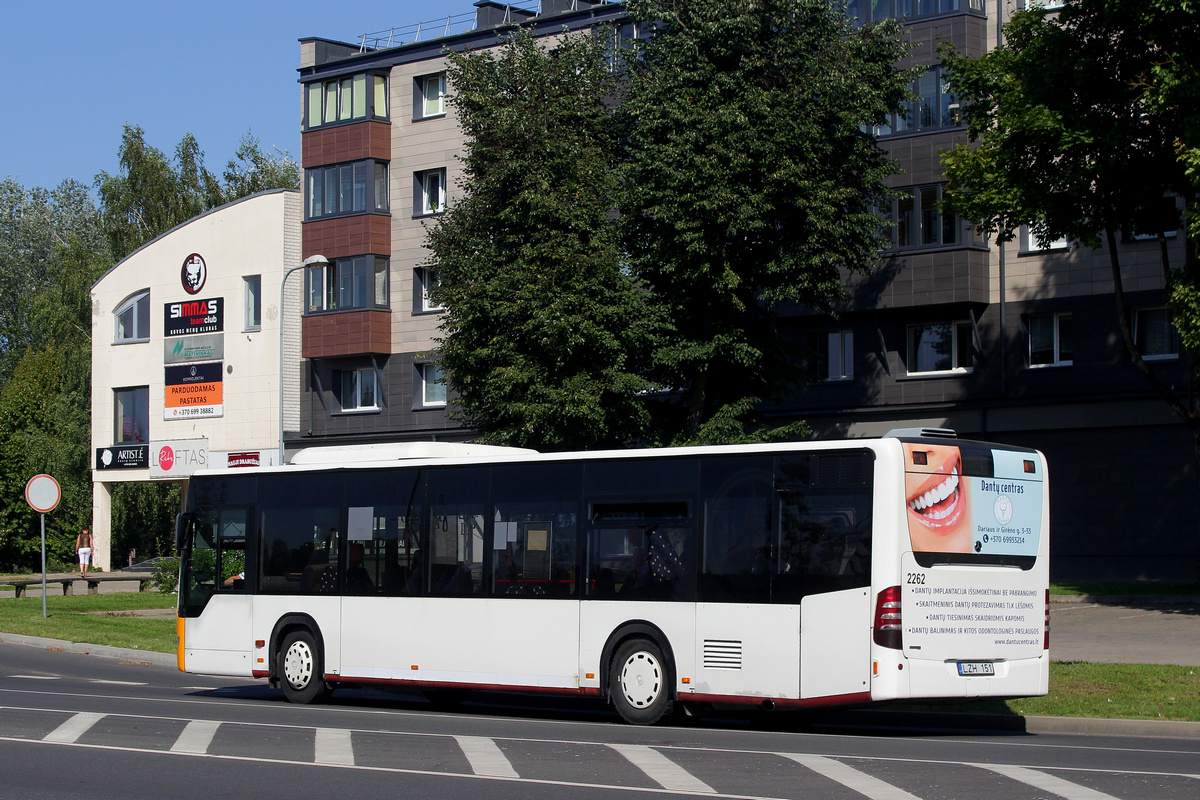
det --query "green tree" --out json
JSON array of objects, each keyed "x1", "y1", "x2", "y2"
[
  {"x1": 0, "y1": 179, "x2": 105, "y2": 385},
  {"x1": 940, "y1": 1, "x2": 1200, "y2": 457},
  {"x1": 221, "y1": 133, "x2": 301, "y2": 200},
  {"x1": 96, "y1": 125, "x2": 223, "y2": 261},
  {"x1": 619, "y1": 0, "x2": 916, "y2": 443},
  {"x1": 96, "y1": 126, "x2": 299, "y2": 262},
  {"x1": 110, "y1": 481, "x2": 182, "y2": 566},
  {"x1": 425, "y1": 28, "x2": 661, "y2": 450}
]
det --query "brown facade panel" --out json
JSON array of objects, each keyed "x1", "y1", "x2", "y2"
[
  {"x1": 302, "y1": 309, "x2": 392, "y2": 358},
  {"x1": 303, "y1": 214, "x2": 391, "y2": 260},
  {"x1": 302, "y1": 121, "x2": 391, "y2": 168}
]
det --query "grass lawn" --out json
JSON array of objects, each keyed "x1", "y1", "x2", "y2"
[
  {"x1": 0, "y1": 592, "x2": 176, "y2": 654},
  {"x1": 898, "y1": 661, "x2": 1200, "y2": 722}
]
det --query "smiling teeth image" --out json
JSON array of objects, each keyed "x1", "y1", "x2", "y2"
[{"x1": 909, "y1": 468, "x2": 959, "y2": 518}]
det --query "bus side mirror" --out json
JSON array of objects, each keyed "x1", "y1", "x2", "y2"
[{"x1": 174, "y1": 512, "x2": 192, "y2": 550}]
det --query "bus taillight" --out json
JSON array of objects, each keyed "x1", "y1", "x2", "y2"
[
  {"x1": 1044, "y1": 589, "x2": 1051, "y2": 650},
  {"x1": 873, "y1": 585, "x2": 903, "y2": 650}
]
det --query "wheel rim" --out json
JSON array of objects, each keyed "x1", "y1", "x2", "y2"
[
  {"x1": 283, "y1": 640, "x2": 314, "y2": 689},
  {"x1": 618, "y1": 651, "x2": 663, "y2": 709}
]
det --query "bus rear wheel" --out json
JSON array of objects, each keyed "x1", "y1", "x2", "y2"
[
  {"x1": 278, "y1": 630, "x2": 331, "y2": 704},
  {"x1": 610, "y1": 638, "x2": 673, "y2": 725}
]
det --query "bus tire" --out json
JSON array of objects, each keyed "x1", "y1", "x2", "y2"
[
  {"x1": 610, "y1": 638, "x2": 673, "y2": 725},
  {"x1": 278, "y1": 629, "x2": 330, "y2": 704}
]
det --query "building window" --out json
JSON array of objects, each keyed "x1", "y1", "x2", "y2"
[
  {"x1": 879, "y1": 185, "x2": 965, "y2": 250},
  {"x1": 1028, "y1": 312, "x2": 1072, "y2": 367},
  {"x1": 848, "y1": 0, "x2": 985, "y2": 26},
  {"x1": 305, "y1": 73, "x2": 387, "y2": 128},
  {"x1": 870, "y1": 66, "x2": 959, "y2": 137},
  {"x1": 1134, "y1": 307, "x2": 1179, "y2": 361},
  {"x1": 114, "y1": 290, "x2": 150, "y2": 343},
  {"x1": 114, "y1": 386, "x2": 149, "y2": 443},
  {"x1": 306, "y1": 256, "x2": 389, "y2": 313},
  {"x1": 415, "y1": 268, "x2": 444, "y2": 313},
  {"x1": 416, "y1": 362, "x2": 447, "y2": 408},
  {"x1": 338, "y1": 367, "x2": 379, "y2": 411},
  {"x1": 306, "y1": 160, "x2": 388, "y2": 219},
  {"x1": 417, "y1": 74, "x2": 446, "y2": 119},
  {"x1": 415, "y1": 169, "x2": 446, "y2": 216},
  {"x1": 1020, "y1": 225, "x2": 1070, "y2": 253},
  {"x1": 808, "y1": 330, "x2": 854, "y2": 381},
  {"x1": 907, "y1": 322, "x2": 973, "y2": 375},
  {"x1": 244, "y1": 275, "x2": 261, "y2": 331}
]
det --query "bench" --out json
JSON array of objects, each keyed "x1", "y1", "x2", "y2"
[{"x1": 5, "y1": 574, "x2": 154, "y2": 599}]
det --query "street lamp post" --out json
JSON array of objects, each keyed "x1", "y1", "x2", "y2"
[{"x1": 279, "y1": 255, "x2": 328, "y2": 465}]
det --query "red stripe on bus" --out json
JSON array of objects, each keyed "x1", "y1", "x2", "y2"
[{"x1": 323, "y1": 675, "x2": 603, "y2": 697}]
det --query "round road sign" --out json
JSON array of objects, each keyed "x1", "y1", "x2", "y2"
[{"x1": 25, "y1": 474, "x2": 61, "y2": 513}]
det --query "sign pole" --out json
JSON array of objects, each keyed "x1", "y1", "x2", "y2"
[
  {"x1": 24, "y1": 474, "x2": 61, "y2": 620},
  {"x1": 40, "y1": 513, "x2": 47, "y2": 619}
]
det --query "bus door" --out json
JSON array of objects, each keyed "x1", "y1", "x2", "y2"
[{"x1": 775, "y1": 451, "x2": 874, "y2": 701}]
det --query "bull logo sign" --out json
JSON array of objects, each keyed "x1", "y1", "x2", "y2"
[{"x1": 181, "y1": 253, "x2": 207, "y2": 295}]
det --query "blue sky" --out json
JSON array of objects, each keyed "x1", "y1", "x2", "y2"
[{"x1": 0, "y1": 0, "x2": 474, "y2": 192}]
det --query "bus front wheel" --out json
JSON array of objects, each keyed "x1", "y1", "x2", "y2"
[
  {"x1": 610, "y1": 638, "x2": 674, "y2": 725},
  {"x1": 278, "y1": 630, "x2": 331, "y2": 704}
]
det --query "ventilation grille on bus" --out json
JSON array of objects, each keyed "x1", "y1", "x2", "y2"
[{"x1": 703, "y1": 640, "x2": 743, "y2": 670}]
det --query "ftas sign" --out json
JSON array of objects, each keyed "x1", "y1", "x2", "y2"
[{"x1": 150, "y1": 438, "x2": 208, "y2": 478}]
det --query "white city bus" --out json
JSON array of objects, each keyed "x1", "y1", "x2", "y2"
[{"x1": 175, "y1": 430, "x2": 1049, "y2": 724}]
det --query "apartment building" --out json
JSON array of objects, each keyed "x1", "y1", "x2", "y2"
[{"x1": 295, "y1": 0, "x2": 1196, "y2": 582}]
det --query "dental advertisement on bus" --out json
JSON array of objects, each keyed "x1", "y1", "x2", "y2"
[{"x1": 900, "y1": 442, "x2": 1046, "y2": 661}]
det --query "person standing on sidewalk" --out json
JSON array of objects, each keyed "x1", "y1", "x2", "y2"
[{"x1": 74, "y1": 526, "x2": 93, "y2": 577}]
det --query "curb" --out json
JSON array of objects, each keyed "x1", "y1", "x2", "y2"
[
  {"x1": 826, "y1": 708, "x2": 1200, "y2": 739},
  {"x1": 0, "y1": 632, "x2": 175, "y2": 667}
]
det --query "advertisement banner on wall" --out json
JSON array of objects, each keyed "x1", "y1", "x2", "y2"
[
  {"x1": 164, "y1": 333, "x2": 224, "y2": 365},
  {"x1": 164, "y1": 297, "x2": 222, "y2": 337},
  {"x1": 95, "y1": 444, "x2": 150, "y2": 470},
  {"x1": 150, "y1": 438, "x2": 209, "y2": 478},
  {"x1": 164, "y1": 362, "x2": 223, "y2": 419}
]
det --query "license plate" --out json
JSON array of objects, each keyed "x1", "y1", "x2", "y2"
[{"x1": 957, "y1": 661, "x2": 995, "y2": 676}]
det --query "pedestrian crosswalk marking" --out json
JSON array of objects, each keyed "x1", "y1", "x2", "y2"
[
  {"x1": 610, "y1": 743, "x2": 716, "y2": 794},
  {"x1": 981, "y1": 763, "x2": 1123, "y2": 800},
  {"x1": 781, "y1": 753, "x2": 923, "y2": 800},
  {"x1": 42, "y1": 712, "x2": 104, "y2": 744},
  {"x1": 170, "y1": 719, "x2": 220, "y2": 754},
  {"x1": 315, "y1": 727, "x2": 356, "y2": 766},
  {"x1": 455, "y1": 735, "x2": 519, "y2": 778}
]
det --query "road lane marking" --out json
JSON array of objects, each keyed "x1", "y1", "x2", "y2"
[
  {"x1": 170, "y1": 719, "x2": 220, "y2": 754},
  {"x1": 89, "y1": 680, "x2": 146, "y2": 686},
  {"x1": 610, "y1": 744, "x2": 715, "y2": 794},
  {"x1": 315, "y1": 727, "x2": 356, "y2": 766},
  {"x1": 7, "y1": 675, "x2": 59, "y2": 680},
  {"x1": 454, "y1": 735, "x2": 519, "y2": 778},
  {"x1": 980, "y1": 764, "x2": 1122, "y2": 800},
  {"x1": 43, "y1": 712, "x2": 105, "y2": 744},
  {"x1": 781, "y1": 754, "x2": 922, "y2": 800}
]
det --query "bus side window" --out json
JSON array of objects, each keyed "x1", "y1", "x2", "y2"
[
  {"x1": 258, "y1": 472, "x2": 343, "y2": 594},
  {"x1": 699, "y1": 456, "x2": 773, "y2": 603},
  {"x1": 426, "y1": 467, "x2": 488, "y2": 597},
  {"x1": 775, "y1": 452, "x2": 873, "y2": 603},
  {"x1": 489, "y1": 462, "x2": 581, "y2": 599}
]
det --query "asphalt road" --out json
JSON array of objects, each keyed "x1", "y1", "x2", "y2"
[{"x1": 2, "y1": 641, "x2": 1199, "y2": 800}]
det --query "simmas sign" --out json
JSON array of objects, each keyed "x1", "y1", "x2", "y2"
[
  {"x1": 164, "y1": 297, "x2": 222, "y2": 337},
  {"x1": 164, "y1": 362, "x2": 223, "y2": 419}
]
